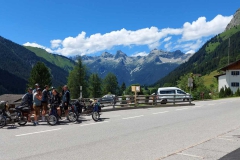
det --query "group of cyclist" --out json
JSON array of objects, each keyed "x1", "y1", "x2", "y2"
[{"x1": 20, "y1": 83, "x2": 70, "y2": 126}]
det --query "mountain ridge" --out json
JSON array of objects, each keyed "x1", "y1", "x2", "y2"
[
  {"x1": 0, "y1": 36, "x2": 69, "y2": 94},
  {"x1": 77, "y1": 49, "x2": 192, "y2": 85}
]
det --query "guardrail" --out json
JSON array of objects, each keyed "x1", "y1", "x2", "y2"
[{"x1": 76, "y1": 94, "x2": 193, "y2": 108}]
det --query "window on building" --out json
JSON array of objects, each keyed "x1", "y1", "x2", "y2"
[
  {"x1": 231, "y1": 71, "x2": 240, "y2": 75},
  {"x1": 231, "y1": 82, "x2": 239, "y2": 87}
]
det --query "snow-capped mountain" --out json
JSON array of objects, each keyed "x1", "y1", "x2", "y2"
[{"x1": 78, "y1": 49, "x2": 192, "y2": 85}]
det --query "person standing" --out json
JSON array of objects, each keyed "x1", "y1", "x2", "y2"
[
  {"x1": 33, "y1": 88, "x2": 42, "y2": 126},
  {"x1": 41, "y1": 85, "x2": 50, "y2": 122},
  {"x1": 62, "y1": 85, "x2": 70, "y2": 119},
  {"x1": 32, "y1": 83, "x2": 39, "y2": 94},
  {"x1": 20, "y1": 87, "x2": 33, "y2": 122}
]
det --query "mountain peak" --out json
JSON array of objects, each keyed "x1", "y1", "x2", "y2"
[
  {"x1": 225, "y1": 8, "x2": 240, "y2": 31},
  {"x1": 101, "y1": 52, "x2": 113, "y2": 58},
  {"x1": 114, "y1": 50, "x2": 127, "y2": 59}
]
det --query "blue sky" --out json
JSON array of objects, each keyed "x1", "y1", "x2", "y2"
[{"x1": 0, "y1": 0, "x2": 239, "y2": 57}]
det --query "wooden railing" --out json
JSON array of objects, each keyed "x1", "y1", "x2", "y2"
[{"x1": 74, "y1": 94, "x2": 193, "y2": 108}]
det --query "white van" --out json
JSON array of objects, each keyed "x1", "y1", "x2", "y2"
[{"x1": 157, "y1": 87, "x2": 192, "y2": 104}]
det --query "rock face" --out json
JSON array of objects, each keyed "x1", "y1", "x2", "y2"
[
  {"x1": 80, "y1": 49, "x2": 192, "y2": 85},
  {"x1": 225, "y1": 8, "x2": 240, "y2": 30}
]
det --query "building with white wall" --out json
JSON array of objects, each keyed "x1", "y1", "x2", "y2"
[{"x1": 215, "y1": 60, "x2": 240, "y2": 93}]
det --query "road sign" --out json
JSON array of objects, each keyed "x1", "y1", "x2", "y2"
[
  {"x1": 131, "y1": 86, "x2": 140, "y2": 92},
  {"x1": 188, "y1": 78, "x2": 193, "y2": 88}
]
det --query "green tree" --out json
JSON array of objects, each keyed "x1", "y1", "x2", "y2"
[
  {"x1": 120, "y1": 82, "x2": 126, "y2": 95},
  {"x1": 67, "y1": 58, "x2": 88, "y2": 99},
  {"x1": 102, "y1": 73, "x2": 118, "y2": 95},
  {"x1": 224, "y1": 86, "x2": 232, "y2": 97},
  {"x1": 28, "y1": 62, "x2": 52, "y2": 89},
  {"x1": 163, "y1": 83, "x2": 173, "y2": 87},
  {"x1": 235, "y1": 88, "x2": 240, "y2": 96},
  {"x1": 219, "y1": 87, "x2": 225, "y2": 98},
  {"x1": 88, "y1": 73, "x2": 102, "y2": 98}
]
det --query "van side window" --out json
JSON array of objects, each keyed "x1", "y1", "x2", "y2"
[
  {"x1": 177, "y1": 90, "x2": 186, "y2": 94},
  {"x1": 160, "y1": 90, "x2": 175, "y2": 94}
]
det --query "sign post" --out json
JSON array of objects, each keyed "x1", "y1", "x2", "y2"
[
  {"x1": 132, "y1": 86, "x2": 140, "y2": 107},
  {"x1": 188, "y1": 78, "x2": 193, "y2": 104}
]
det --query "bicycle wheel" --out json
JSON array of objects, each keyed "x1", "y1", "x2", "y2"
[
  {"x1": 68, "y1": 111, "x2": 77, "y2": 122},
  {"x1": 92, "y1": 112, "x2": 100, "y2": 122},
  {"x1": 47, "y1": 115, "x2": 58, "y2": 126},
  {"x1": 0, "y1": 116, "x2": 6, "y2": 128},
  {"x1": 18, "y1": 116, "x2": 27, "y2": 126}
]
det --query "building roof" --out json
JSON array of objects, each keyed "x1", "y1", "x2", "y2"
[
  {"x1": 214, "y1": 73, "x2": 226, "y2": 79},
  {"x1": 220, "y1": 59, "x2": 240, "y2": 71},
  {"x1": 0, "y1": 94, "x2": 22, "y2": 104}
]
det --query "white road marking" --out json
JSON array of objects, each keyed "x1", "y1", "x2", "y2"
[
  {"x1": 80, "y1": 121, "x2": 109, "y2": 127},
  {"x1": 16, "y1": 128, "x2": 61, "y2": 137},
  {"x1": 216, "y1": 137, "x2": 234, "y2": 141},
  {"x1": 122, "y1": 115, "x2": 144, "y2": 120},
  {"x1": 176, "y1": 108, "x2": 188, "y2": 111},
  {"x1": 177, "y1": 153, "x2": 203, "y2": 159},
  {"x1": 220, "y1": 135, "x2": 233, "y2": 138},
  {"x1": 152, "y1": 111, "x2": 169, "y2": 114}
]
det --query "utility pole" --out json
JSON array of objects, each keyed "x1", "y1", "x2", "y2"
[{"x1": 228, "y1": 38, "x2": 230, "y2": 65}]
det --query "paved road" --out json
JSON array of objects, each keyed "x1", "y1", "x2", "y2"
[{"x1": 1, "y1": 98, "x2": 240, "y2": 160}]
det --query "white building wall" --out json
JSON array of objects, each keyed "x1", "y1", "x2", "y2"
[
  {"x1": 218, "y1": 75, "x2": 227, "y2": 92},
  {"x1": 226, "y1": 70, "x2": 240, "y2": 93}
]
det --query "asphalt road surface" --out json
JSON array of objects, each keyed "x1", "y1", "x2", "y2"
[{"x1": 1, "y1": 98, "x2": 240, "y2": 160}]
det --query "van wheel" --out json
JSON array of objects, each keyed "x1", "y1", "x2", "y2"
[{"x1": 161, "y1": 99, "x2": 167, "y2": 104}]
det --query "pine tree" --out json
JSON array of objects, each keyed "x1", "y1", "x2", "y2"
[
  {"x1": 67, "y1": 58, "x2": 88, "y2": 99},
  {"x1": 235, "y1": 88, "x2": 240, "y2": 96},
  {"x1": 28, "y1": 62, "x2": 52, "y2": 89},
  {"x1": 102, "y1": 73, "x2": 118, "y2": 95},
  {"x1": 120, "y1": 82, "x2": 126, "y2": 95},
  {"x1": 88, "y1": 73, "x2": 102, "y2": 98},
  {"x1": 219, "y1": 87, "x2": 225, "y2": 98}
]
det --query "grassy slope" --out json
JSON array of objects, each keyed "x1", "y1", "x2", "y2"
[
  {"x1": 25, "y1": 46, "x2": 75, "y2": 72},
  {"x1": 205, "y1": 26, "x2": 240, "y2": 54},
  {"x1": 202, "y1": 70, "x2": 219, "y2": 87}
]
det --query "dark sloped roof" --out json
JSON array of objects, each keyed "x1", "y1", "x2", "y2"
[
  {"x1": 0, "y1": 94, "x2": 23, "y2": 104},
  {"x1": 220, "y1": 59, "x2": 240, "y2": 71}
]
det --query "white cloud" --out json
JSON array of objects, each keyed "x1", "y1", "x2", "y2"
[
  {"x1": 164, "y1": 42, "x2": 172, "y2": 51},
  {"x1": 186, "y1": 50, "x2": 195, "y2": 54},
  {"x1": 181, "y1": 15, "x2": 233, "y2": 41},
  {"x1": 23, "y1": 42, "x2": 54, "y2": 53},
  {"x1": 50, "y1": 39, "x2": 62, "y2": 48},
  {"x1": 164, "y1": 36, "x2": 172, "y2": 42},
  {"x1": 23, "y1": 14, "x2": 233, "y2": 56},
  {"x1": 131, "y1": 51, "x2": 148, "y2": 57},
  {"x1": 52, "y1": 27, "x2": 183, "y2": 56}
]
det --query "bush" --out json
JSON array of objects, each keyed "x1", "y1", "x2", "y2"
[{"x1": 235, "y1": 88, "x2": 240, "y2": 96}]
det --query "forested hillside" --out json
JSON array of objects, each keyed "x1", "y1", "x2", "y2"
[
  {"x1": 155, "y1": 26, "x2": 240, "y2": 87},
  {"x1": 0, "y1": 36, "x2": 69, "y2": 94},
  {"x1": 0, "y1": 68, "x2": 27, "y2": 94}
]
